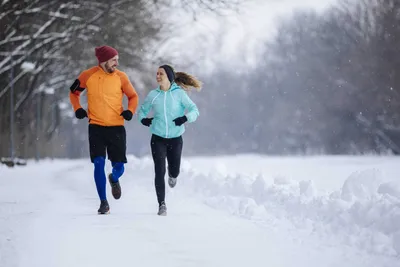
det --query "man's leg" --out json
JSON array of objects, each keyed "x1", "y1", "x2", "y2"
[
  {"x1": 111, "y1": 162, "x2": 124, "y2": 181},
  {"x1": 88, "y1": 124, "x2": 109, "y2": 214},
  {"x1": 151, "y1": 134, "x2": 167, "y2": 207},
  {"x1": 106, "y1": 126, "x2": 127, "y2": 199},
  {"x1": 166, "y1": 136, "x2": 183, "y2": 188},
  {"x1": 89, "y1": 125, "x2": 107, "y2": 199},
  {"x1": 93, "y1": 156, "x2": 107, "y2": 200}
]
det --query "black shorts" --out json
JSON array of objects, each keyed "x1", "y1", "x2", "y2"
[{"x1": 88, "y1": 124, "x2": 127, "y2": 163}]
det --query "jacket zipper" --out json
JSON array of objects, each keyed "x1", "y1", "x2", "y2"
[
  {"x1": 99, "y1": 76, "x2": 105, "y2": 125},
  {"x1": 164, "y1": 91, "x2": 168, "y2": 138}
]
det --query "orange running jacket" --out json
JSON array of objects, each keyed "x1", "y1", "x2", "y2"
[{"x1": 69, "y1": 66, "x2": 139, "y2": 126}]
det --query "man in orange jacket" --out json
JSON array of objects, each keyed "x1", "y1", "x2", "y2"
[{"x1": 69, "y1": 45, "x2": 139, "y2": 214}]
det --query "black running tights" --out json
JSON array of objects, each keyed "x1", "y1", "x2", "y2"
[{"x1": 150, "y1": 134, "x2": 183, "y2": 205}]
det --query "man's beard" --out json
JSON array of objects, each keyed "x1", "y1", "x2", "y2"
[{"x1": 105, "y1": 62, "x2": 116, "y2": 73}]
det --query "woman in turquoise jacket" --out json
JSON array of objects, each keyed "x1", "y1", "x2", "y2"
[{"x1": 138, "y1": 64, "x2": 201, "y2": 216}]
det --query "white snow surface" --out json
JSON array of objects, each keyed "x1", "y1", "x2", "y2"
[{"x1": 0, "y1": 155, "x2": 399, "y2": 267}]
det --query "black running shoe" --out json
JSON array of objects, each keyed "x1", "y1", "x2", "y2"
[
  {"x1": 98, "y1": 200, "x2": 110, "y2": 215},
  {"x1": 108, "y1": 173, "x2": 121, "y2": 199}
]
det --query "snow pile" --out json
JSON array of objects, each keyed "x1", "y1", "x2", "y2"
[
  {"x1": 378, "y1": 181, "x2": 400, "y2": 199},
  {"x1": 175, "y1": 166, "x2": 400, "y2": 257},
  {"x1": 340, "y1": 169, "x2": 385, "y2": 201},
  {"x1": 120, "y1": 156, "x2": 400, "y2": 258}
]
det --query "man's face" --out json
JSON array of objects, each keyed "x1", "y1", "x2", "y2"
[{"x1": 104, "y1": 55, "x2": 119, "y2": 73}]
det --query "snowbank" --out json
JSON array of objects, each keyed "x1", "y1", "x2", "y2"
[
  {"x1": 98, "y1": 155, "x2": 400, "y2": 258},
  {"x1": 175, "y1": 165, "x2": 400, "y2": 257}
]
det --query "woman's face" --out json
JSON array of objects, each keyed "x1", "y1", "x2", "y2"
[{"x1": 156, "y1": 68, "x2": 169, "y2": 86}]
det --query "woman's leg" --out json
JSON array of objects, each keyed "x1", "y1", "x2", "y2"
[
  {"x1": 150, "y1": 134, "x2": 167, "y2": 206},
  {"x1": 166, "y1": 136, "x2": 183, "y2": 187}
]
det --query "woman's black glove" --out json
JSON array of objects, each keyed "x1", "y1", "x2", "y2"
[
  {"x1": 141, "y1": 118, "x2": 153, "y2": 127},
  {"x1": 173, "y1": 116, "x2": 187, "y2": 126}
]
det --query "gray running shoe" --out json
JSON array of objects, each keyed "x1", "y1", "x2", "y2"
[
  {"x1": 157, "y1": 202, "x2": 167, "y2": 216},
  {"x1": 168, "y1": 176, "x2": 177, "y2": 188}
]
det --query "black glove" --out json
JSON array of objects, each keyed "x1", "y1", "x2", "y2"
[
  {"x1": 120, "y1": 110, "x2": 133, "y2": 121},
  {"x1": 141, "y1": 118, "x2": 153, "y2": 127},
  {"x1": 75, "y1": 108, "x2": 87, "y2": 119},
  {"x1": 173, "y1": 116, "x2": 187, "y2": 126}
]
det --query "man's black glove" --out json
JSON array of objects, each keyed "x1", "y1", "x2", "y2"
[
  {"x1": 75, "y1": 108, "x2": 87, "y2": 119},
  {"x1": 141, "y1": 118, "x2": 153, "y2": 127},
  {"x1": 120, "y1": 110, "x2": 133, "y2": 121},
  {"x1": 173, "y1": 116, "x2": 187, "y2": 126}
]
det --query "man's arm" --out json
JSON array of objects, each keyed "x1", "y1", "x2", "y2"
[
  {"x1": 69, "y1": 69, "x2": 93, "y2": 111},
  {"x1": 120, "y1": 73, "x2": 139, "y2": 114},
  {"x1": 69, "y1": 81, "x2": 84, "y2": 111}
]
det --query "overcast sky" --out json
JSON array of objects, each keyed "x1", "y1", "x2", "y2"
[
  {"x1": 155, "y1": 0, "x2": 339, "y2": 71},
  {"x1": 224, "y1": 0, "x2": 338, "y2": 51}
]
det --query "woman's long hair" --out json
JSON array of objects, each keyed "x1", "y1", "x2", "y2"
[{"x1": 175, "y1": 72, "x2": 202, "y2": 92}]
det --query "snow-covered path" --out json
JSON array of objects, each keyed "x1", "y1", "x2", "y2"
[{"x1": 1, "y1": 156, "x2": 399, "y2": 267}]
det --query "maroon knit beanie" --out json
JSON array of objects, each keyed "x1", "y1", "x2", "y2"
[{"x1": 95, "y1": 45, "x2": 118, "y2": 63}]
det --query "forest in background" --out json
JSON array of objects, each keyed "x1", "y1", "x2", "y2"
[
  {"x1": 1, "y1": 0, "x2": 399, "y2": 162},
  {"x1": 192, "y1": 0, "x2": 400, "y2": 155}
]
